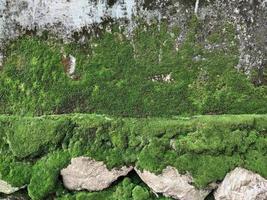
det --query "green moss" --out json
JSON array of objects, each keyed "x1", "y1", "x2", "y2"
[
  {"x1": 56, "y1": 176, "x2": 171, "y2": 200},
  {"x1": 175, "y1": 154, "x2": 241, "y2": 187},
  {"x1": 0, "y1": 17, "x2": 266, "y2": 200},
  {"x1": 207, "y1": 22, "x2": 236, "y2": 44},
  {"x1": 28, "y1": 150, "x2": 70, "y2": 200},
  {"x1": 6, "y1": 117, "x2": 74, "y2": 158},
  {"x1": 132, "y1": 185, "x2": 150, "y2": 200},
  {"x1": 57, "y1": 191, "x2": 113, "y2": 200},
  {"x1": 0, "y1": 114, "x2": 266, "y2": 199},
  {"x1": 0, "y1": 156, "x2": 32, "y2": 187},
  {"x1": 1, "y1": 19, "x2": 266, "y2": 117},
  {"x1": 0, "y1": 119, "x2": 10, "y2": 154}
]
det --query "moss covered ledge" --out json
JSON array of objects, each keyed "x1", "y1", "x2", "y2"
[{"x1": 0, "y1": 114, "x2": 266, "y2": 199}]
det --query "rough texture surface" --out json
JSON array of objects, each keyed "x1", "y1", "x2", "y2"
[
  {"x1": 1, "y1": 0, "x2": 266, "y2": 76},
  {"x1": 60, "y1": 156, "x2": 133, "y2": 191},
  {"x1": 0, "y1": 180, "x2": 20, "y2": 195},
  {"x1": 135, "y1": 166, "x2": 211, "y2": 200},
  {"x1": 0, "y1": 114, "x2": 266, "y2": 199},
  {"x1": 215, "y1": 167, "x2": 267, "y2": 200}
]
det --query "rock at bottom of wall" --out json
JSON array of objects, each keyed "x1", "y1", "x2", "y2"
[
  {"x1": 60, "y1": 156, "x2": 133, "y2": 191},
  {"x1": 135, "y1": 166, "x2": 211, "y2": 200},
  {"x1": 60, "y1": 157, "x2": 267, "y2": 200},
  {"x1": 215, "y1": 167, "x2": 267, "y2": 200},
  {"x1": 0, "y1": 180, "x2": 20, "y2": 195}
]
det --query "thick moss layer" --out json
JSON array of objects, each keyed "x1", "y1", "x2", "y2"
[
  {"x1": 6, "y1": 118, "x2": 74, "y2": 158},
  {"x1": 0, "y1": 15, "x2": 266, "y2": 200},
  {"x1": 0, "y1": 114, "x2": 266, "y2": 199},
  {"x1": 0, "y1": 18, "x2": 266, "y2": 117}
]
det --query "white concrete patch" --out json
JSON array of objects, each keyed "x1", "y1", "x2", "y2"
[{"x1": 8, "y1": 0, "x2": 137, "y2": 36}]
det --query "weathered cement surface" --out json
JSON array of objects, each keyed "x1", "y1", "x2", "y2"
[
  {"x1": 0, "y1": 0, "x2": 266, "y2": 76},
  {"x1": 0, "y1": 0, "x2": 5, "y2": 67}
]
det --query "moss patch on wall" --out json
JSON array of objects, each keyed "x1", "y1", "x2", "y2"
[
  {"x1": 0, "y1": 18, "x2": 266, "y2": 117},
  {"x1": 0, "y1": 114, "x2": 266, "y2": 199},
  {"x1": 5, "y1": 118, "x2": 74, "y2": 158}
]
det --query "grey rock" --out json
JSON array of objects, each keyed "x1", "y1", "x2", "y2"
[
  {"x1": 215, "y1": 167, "x2": 267, "y2": 200},
  {"x1": 135, "y1": 166, "x2": 211, "y2": 200},
  {"x1": 60, "y1": 156, "x2": 133, "y2": 191},
  {"x1": 0, "y1": 180, "x2": 20, "y2": 195}
]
